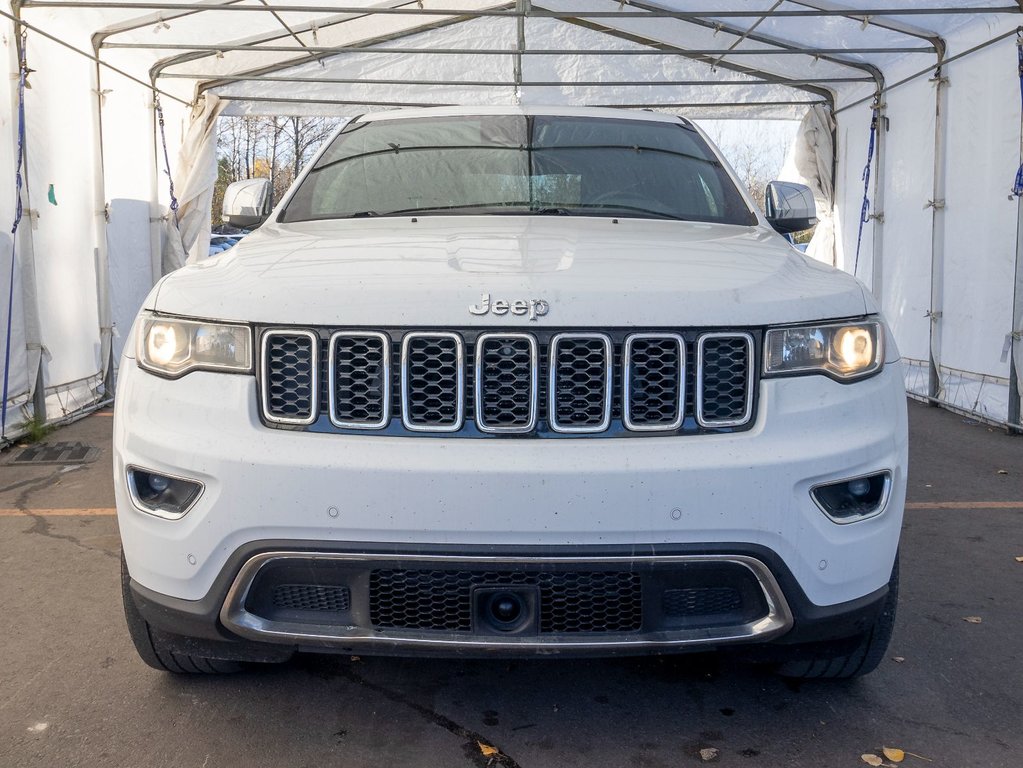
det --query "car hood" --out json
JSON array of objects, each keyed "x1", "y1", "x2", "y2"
[{"x1": 153, "y1": 216, "x2": 867, "y2": 327}]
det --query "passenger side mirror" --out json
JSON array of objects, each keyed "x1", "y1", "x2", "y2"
[
  {"x1": 223, "y1": 178, "x2": 272, "y2": 228},
  {"x1": 764, "y1": 181, "x2": 817, "y2": 235}
]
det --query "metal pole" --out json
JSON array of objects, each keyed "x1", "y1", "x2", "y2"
[
  {"x1": 1011, "y1": 43, "x2": 1023, "y2": 427},
  {"x1": 20, "y1": 1, "x2": 1021, "y2": 16},
  {"x1": 927, "y1": 67, "x2": 949, "y2": 402},
  {"x1": 870, "y1": 98, "x2": 886, "y2": 300}
]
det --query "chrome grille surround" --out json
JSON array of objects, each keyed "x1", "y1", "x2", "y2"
[
  {"x1": 327, "y1": 331, "x2": 391, "y2": 430},
  {"x1": 258, "y1": 327, "x2": 758, "y2": 436},
  {"x1": 474, "y1": 333, "x2": 539, "y2": 434},
  {"x1": 401, "y1": 332, "x2": 465, "y2": 432},
  {"x1": 548, "y1": 332, "x2": 613, "y2": 434},
  {"x1": 260, "y1": 329, "x2": 319, "y2": 425},
  {"x1": 623, "y1": 333, "x2": 685, "y2": 432},
  {"x1": 696, "y1": 332, "x2": 755, "y2": 428}
]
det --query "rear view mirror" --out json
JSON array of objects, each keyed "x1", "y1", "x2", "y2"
[
  {"x1": 223, "y1": 178, "x2": 272, "y2": 228},
  {"x1": 765, "y1": 181, "x2": 817, "y2": 235}
]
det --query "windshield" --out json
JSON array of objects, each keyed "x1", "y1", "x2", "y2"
[{"x1": 280, "y1": 114, "x2": 757, "y2": 226}]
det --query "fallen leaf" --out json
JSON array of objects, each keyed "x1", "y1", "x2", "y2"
[
  {"x1": 996, "y1": 469, "x2": 1008, "y2": 475},
  {"x1": 883, "y1": 747, "x2": 906, "y2": 763},
  {"x1": 699, "y1": 747, "x2": 719, "y2": 762},
  {"x1": 350, "y1": 656, "x2": 361, "y2": 662},
  {"x1": 892, "y1": 656, "x2": 906, "y2": 663},
  {"x1": 963, "y1": 616, "x2": 983, "y2": 624},
  {"x1": 861, "y1": 755, "x2": 883, "y2": 767},
  {"x1": 1015, "y1": 556, "x2": 1023, "y2": 563},
  {"x1": 478, "y1": 742, "x2": 499, "y2": 757}
]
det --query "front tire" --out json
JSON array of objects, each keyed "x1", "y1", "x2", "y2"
[
  {"x1": 776, "y1": 554, "x2": 899, "y2": 680},
  {"x1": 121, "y1": 551, "x2": 243, "y2": 674}
]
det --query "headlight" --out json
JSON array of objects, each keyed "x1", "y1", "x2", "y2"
[
  {"x1": 764, "y1": 320, "x2": 883, "y2": 381},
  {"x1": 137, "y1": 311, "x2": 252, "y2": 377}
]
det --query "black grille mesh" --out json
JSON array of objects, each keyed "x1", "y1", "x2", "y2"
[
  {"x1": 264, "y1": 333, "x2": 315, "y2": 421},
  {"x1": 272, "y1": 584, "x2": 351, "y2": 612},
  {"x1": 261, "y1": 329, "x2": 756, "y2": 434},
  {"x1": 662, "y1": 587, "x2": 742, "y2": 618},
  {"x1": 369, "y1": 569, "x2": 642, "y2": 633},
  {"x1": 699, "y1": 336, "x2": 752, "y2": 424},
  {"x1": 478, "y1": 336, "x2": 534, "y2": 430},
  {"x1": 627, "y1": 337, "x2": 683, "y2": 428},
  {"x1": 551, "y1": 336, "x2": 610, "y2": 429},
  {"x1": 332, "y1": 334, "x2": 387, "y2": 426},
  {"x1": 404, "y1": 335, "x2": 461, "y2": 428}
]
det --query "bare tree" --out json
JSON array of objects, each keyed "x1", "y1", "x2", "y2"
[
  {"x1": 213, "y1": 114, "x2": 341, "y2": 229},
  {"x1": 699, "y1": 121, "x2": 794, "y2": 212}
]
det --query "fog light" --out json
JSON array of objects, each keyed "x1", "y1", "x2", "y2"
[
  {"x1": 811, "y1": 471, "x2": 891, "y2": 524},
  {"x1": 127, "y1": 466, "x2": 203, "y2": 520}
]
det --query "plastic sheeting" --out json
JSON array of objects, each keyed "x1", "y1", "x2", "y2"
[
  {"x1": 2, "y1": 1, "x2": 1023, "y2": 439},
  {"x1": 780, "y1": 104, "x2": 835, "y2": 265}
]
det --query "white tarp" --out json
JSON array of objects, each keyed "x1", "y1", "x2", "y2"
[{"x1": 2, "y1": 0, "x2": 1022, "y2": 438}]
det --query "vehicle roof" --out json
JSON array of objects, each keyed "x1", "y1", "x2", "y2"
[{"x1": 356, "y1": 105, "x2": 688, "y2": 125}]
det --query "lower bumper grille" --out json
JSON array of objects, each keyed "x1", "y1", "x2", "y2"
[
  {"x1": 369, "y1": 569, "x2": 642, "y2": 633},
  {"x1": 222, "y1": 551, "x2": 792, "y2": 653}
]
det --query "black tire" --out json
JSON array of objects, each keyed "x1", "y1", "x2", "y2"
[
  {"x1": 121, "y1": 551, "x2": 243, "y2": 674},
  {"x1": 776, "y1": 554, "x2": 899, "y2": 680}
]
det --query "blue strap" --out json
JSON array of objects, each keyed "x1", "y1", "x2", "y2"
[
  {"x1": 853, "y1": 104, "x2": 879, "y2": 277},
  {"x1": 1012, "y1": 34, "x2": 1023, "y2": 197},
  {"x1": 2, "y1": 34, "x2": 28, "y2": 440}
]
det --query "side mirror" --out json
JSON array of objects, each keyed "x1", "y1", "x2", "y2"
[
  {"x1": 765, "y1": 181, "x2": 817, "y2": 235},
  {"x1": 223, "y1": 178, "x2": 272, "y2": 228}
]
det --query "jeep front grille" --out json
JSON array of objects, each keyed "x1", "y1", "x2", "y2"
[
  {"x1": 401, "y1": 332, "x2": 465, "y2": 432},
  {"x1": 549, "y1": 333, "x2": 613, "y2": 433},
  {"x1": 697, "y1": 333, "x2": 755, "y2": 427},
  {"x1": 261, "y1": 330, "x2": 318, "y2": 425},
  {"x1": 475, "y1": 333, "x2": 538, "y2": 433},
  {"x1": 259, "y1": 328, "x2": 758, "y2": 436}
]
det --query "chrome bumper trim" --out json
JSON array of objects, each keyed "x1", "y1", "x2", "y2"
[{"x1": 219, "y1": 552, "x2": 794, "y2": 651}]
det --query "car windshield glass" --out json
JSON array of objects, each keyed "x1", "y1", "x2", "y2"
[{"x1": 280, "y1": 114, "x2": 757, "y2": 226}]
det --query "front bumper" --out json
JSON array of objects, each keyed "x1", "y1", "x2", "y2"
[
  {"x1": 127, "y1": 541, "x2": 891, "y2": 657},
  {"x1": 114, "y1": 357, "x2": 906, "y2": 626}
]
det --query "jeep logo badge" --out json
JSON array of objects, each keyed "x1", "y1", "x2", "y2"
[{"x1": 469, "y1": 293, "x2": 550, "y2": 321}]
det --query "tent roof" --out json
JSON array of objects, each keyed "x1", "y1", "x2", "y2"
[{"x1": 12, "y1": 0, "x2": 1023, "y2": 118}]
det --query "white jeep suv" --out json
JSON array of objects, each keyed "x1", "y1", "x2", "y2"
[{"x1": 114, "y1": 106, "x2": 907, "y2": 678}]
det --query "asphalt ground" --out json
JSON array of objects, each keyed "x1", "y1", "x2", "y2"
[{"x1": 1, "y1": 401, "x2": 1021, "y2": 768}]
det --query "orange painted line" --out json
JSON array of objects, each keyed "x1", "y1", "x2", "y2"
[
  {"x1": 0, "y1": 507, "x2": 116, "y2": 517},
  {"x1": 906, "y1": 501, "x2": 1023, "y2": 510}
]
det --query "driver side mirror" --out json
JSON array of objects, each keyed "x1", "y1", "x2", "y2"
[
  {"x1": 223, "y1": 178, "x2": 272, "y2": 228},
  {"x1": 765, "y1": 181, "x2": 817, "y2": 235}
]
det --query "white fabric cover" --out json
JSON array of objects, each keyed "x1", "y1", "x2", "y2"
[
  {"x1": 161, "y1": 94, "x2": 227, "y2": 273},
  {"x1": 780, "y1": 105, "x2": 835, "y2": 265},
  {"x1": 2, "y1": 2, "x2": 1023, "y2": 433}
]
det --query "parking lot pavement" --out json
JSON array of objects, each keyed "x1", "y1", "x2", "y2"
[{"x1": 1, "y1": 401, "x2": 1021, "y2": 768}]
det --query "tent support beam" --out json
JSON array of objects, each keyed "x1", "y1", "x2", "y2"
[
  {"x1": 20, "y1": 1, "x2": 1019, "y2": 19},
  {"x1": 212, "y1": 94, "x2": 826, "y2": 109},
  {"x1": 623, "y1": 0, "x2": 883, "y2": 90},
  {"x1": 927, "y1": 66, "x2": 949, "y2": 403},
  {"x1": 0, "y1": 7, "x2": 190, "y2": 104},
  {"x1": 185, "y1": 8, "x2": 513, "y2": 94},
  {"x1": 514, "y1": 0, "x2": 526, "y2": 98},
  {"x1": 558, "y1": 17, "x2": 835, "y2": 107},
  {"x1": 91, "y1": 0, "x2": 248, "y2": 50},
  {"x1": 147, "y1": 0, "x2": 475, "y2": 87},
  {"x1": 175, "y1": 74, "x2": 873, "y2": 86},
  {"x1": 112, "y1": 42, "x2": 928, "y2": 56},
  {"x1": 786, "y1": 0, "x2": 945, "y2": 57}
]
